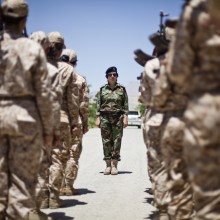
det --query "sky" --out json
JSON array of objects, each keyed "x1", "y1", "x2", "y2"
[{"x1": 27, "y1": 0, "x2": 183, "y2": 95}]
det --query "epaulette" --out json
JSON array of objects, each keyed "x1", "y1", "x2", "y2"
[{"x1": 117, "y1": 83, "x2": 126, "y2": 88}]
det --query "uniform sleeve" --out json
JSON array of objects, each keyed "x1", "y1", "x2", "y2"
[
  {"x1": 52, "y1": 72, "x2": 63, "y2": 105},
  {"x1": 152, "y1": 63, "x2": 171, "y2": 109},
  {"x1": 123, "y1": 87, "x2": 129, "y2": 115},
  {"x1": 96, "y1": 89, "x2": 101, "y2": 117},
  {"x1": 51, "y1": 73, "x2": 62, "y2": 137},
  {"x1": 79, "y1": 79, "x2": 89, "y2": 129},
  {"x1": 166, "y1": 4, "x2": 195, "y2": 88},
  {"x1": 67, "y1": 72, "x2": 79, "y2": 128},
  {"x1": 138, "y1": 71, "x2": 151, "y2": 106},
  {"x1": 34, "y1": 48, "x2": 53, "y2": 135}
]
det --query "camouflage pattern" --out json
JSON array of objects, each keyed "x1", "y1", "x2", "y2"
[
  {"x1": 1, "y1": 0, "x2": 28, "y2": 18},
  {"x1": 207, "y1": 0, "x2": 220, "y2": 21},
  {"x1": 97, "y1": 83, "x2": 128, "y2": 161},
  {"x1": 30, "y1": 31, "x2": 63, "y2": 209},
  {"x1": 96, "y1": 83, "x2": 128, "y2": 117},
  {"x1": 35, "y1": 148, "x2": 50, "y2": 209},
  {"x1": 64, "y1": 123, "x2": 83, "y2": 189},
  {"x1": 47, "y1": 32, "x2": 65, "y2": 47},
  {"x1": 58, "y1": 61, "x2": 78, "y2": 127},
  {"x1": 48, "y1": 60, "x2": 78, "y2": 201},
  {"x1": 152, "y1": 54, "x2": 195, "y2": 220},
  {"x1": 49, "y1": 121, "x2": 71, "y2": 200},
  {"x1": 36, "y1": 63, "x2": 62, "y2": 208},
  {"x1": 0, "y1": 33, "x2": 53, "y2": 219},
  {"x1": 167, "y1": 0, "x2": 220, "y2": 219},
  {"x1": 139, "y1": 58, "x2": 170, "y2": 213},
  {"x1": 64, "y1": 73, "x2": 89, "y2": 189},
  {"x1": 47, "y1": 62, "x2": 62, "y2": 137}
]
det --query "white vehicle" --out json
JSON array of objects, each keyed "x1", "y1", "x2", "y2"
[{"x1": 127, "y1": 110, "x2": 142, "y2": 129}]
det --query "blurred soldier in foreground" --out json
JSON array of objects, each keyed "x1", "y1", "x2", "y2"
[
  {"x1": 152, "y1": 19, "x2": 195, "y2": 219},
  {"x1": 96, "y1": 67, "x2": 128, "y2": 175},
  {"x1": 0, "y1": 0, "x2": 53, "y2": 219},
  {"x1": 167, "y1": 0, "x2": 220, "y2": 219},
  {"x1": 136, "y1": 13, "x2": 171, "y2": 219},
  {"x1": 60, "y1": 49, "x2": 89, "y2": 195},
  {"x1": 47, "y1": 32, "x2": 78, "y2": 208},
  {"x1": 29, "y1": 31, "x2": 62, "y2": 219}
]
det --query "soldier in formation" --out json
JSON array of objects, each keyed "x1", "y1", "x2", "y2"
[
  {"x1": 136, "y1": 0, "x2": 220, "y2": 219},
  {"x1": 60, "y1": 49, "x2": 89, "y2": 196},
  {"x1": 46, "y1": 32, "x2": 80, "y2": 210},
  {"x1": 0, "y1": 0, "x2": 90, "y2": 219},
  {"x1": 166, "y1": 0, "x2": 220, "y2": 219},
  {"x1": 0, "y1": 0, "x2": 54, "y2": 219},
  {"x1": 29, "y1": 31, "x2": 62, "y2": 219}
]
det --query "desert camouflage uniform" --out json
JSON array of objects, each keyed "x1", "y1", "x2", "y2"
[
  {"x1": 64, "y1": 73, "x2": 89, "y2": 191},
  {"x1": 139, "y1": 57, "x2": 170, "y2": 213},
  {"x1": 36, "y1": 62, "x2": 62, "y2": 209},
  {"x1": 96, "y1": 83, "x2": 128, "y2": 161},
  {"x1": 207, "y1": 0, "x2": 220, "y2": 21},
  {"x1": 167, "y1": 0, "x2": 220, "y2": 219},
  {"x1": 48, "y1": 61, "x2": 78, "y2": 202},
  {"x1": 0, "y1": 32, "x2": 53, "y2": 219},
  {"x1": 29, "y1": 31, "x2": 63, "y2": 211},
  {"x1": 153, "y1": 55, "x2": 195, "y2": 219}
]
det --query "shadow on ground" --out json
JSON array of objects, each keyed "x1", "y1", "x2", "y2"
[
  {"x1": 76, "y1": 188, "x2": 96, "y2": 196},
  {"x1": 99, "y1": 171, "x2": 132, "y2": 174},
  {"x1": 144, "y1": 187, "x2": 153, "y2": 195},
  {"x1": 63, "y1": 199, "x2": 87, "y2": 207},
  {"x1": 49, "y1": 212, "x2": 74, "y2": 220},
  {"x1": 144, "y1": 211, "x2": 169, "y2": 220},
  {"x1": 144, "y1": 197, "x2": 154, "y2": 205},
  {"x1": 144, "y1": 211, "x2": 158, "y2": 219}
]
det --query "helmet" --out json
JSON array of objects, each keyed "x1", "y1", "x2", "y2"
[
  {"x1": 1, "y1": 0, "x2": 28, "y2": 18},
  {"x1": 61, "y1": 49, "x2": 77, "y2": 63},
  {"x1": 29, "y1": 31, "x2": 50, "y2": 50},
  {"x1": 47, "y1": 32, "x2": 65, "y2": 48}
]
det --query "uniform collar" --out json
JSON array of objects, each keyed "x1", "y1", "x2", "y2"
[{"x1": 106, "y1": 82, "x2": 119, "y2": 90}]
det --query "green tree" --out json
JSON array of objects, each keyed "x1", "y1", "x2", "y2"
[
  {"x1": 88, "y1": 102, "x2": 97, "y2": 128},
  {"x1": 136, "y1": 103, "x2": 145, "y2": 116},
  {"x1": 88, "y1": 86, "x2": 98, "y2": 128}
]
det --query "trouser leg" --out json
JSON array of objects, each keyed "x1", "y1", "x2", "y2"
[{"x1": 8, "y1": 134, "x2": 42, "y2": 219}]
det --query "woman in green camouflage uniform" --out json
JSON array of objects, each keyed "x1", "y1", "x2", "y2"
[{"x1": 96, "y1": 66, "x2": 129, "y2": 175}]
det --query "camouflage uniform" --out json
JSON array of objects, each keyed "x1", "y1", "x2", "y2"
[
  {"x1": 59, "y1": 49, "x2": 89, "y2": 194},
  {"x1": 96, "y1": 82, "x2": 128, "y2": 162},
  {"x1": 0, "y1": 4, "x2": 53, "y2": 219},
  {"x1": 63, "y1": 73, "x2": 89, "y2": 192},
  {"x1": 139, "y1": 57, "x2": 170, "y2": 213},
  {"x1": 29, "y1": 31, "x2": 62, "y2": 211},
  {"x1": 207, "y1": 0, "x2": 220, "y2": 21},
  {"x1": 48, "y1": 60, "x2": 78, "y2": 203},
  {"x1": 167, "y1": 0, "x2": 220, "y2": 219},
  {"x1": 153, "y1": 54, "x2": 195, "y2": 219}
]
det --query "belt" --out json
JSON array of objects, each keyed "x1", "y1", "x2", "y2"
[
  {"x1": 100, "y1": 111, "x2": 123, "y2": 117},
  {"x1": 0, "y1": 95, "x2": 35, "y2": 101}
]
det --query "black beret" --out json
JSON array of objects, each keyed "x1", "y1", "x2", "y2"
[{"x1": 105, "y1": 66, "x2": 117, "y2": 74}]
